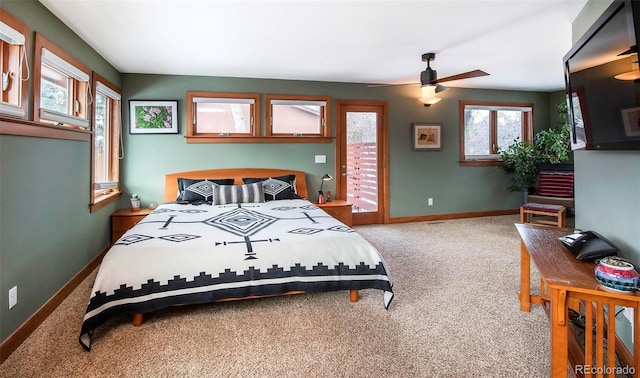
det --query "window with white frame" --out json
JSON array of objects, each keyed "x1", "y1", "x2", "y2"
[
  {"x1": 0, "y1": 9, "x2": 29, "y2": 118},
  {"x1": 266, "y1": 94, "x2": 330, "y2": 137},
  {"x1": 34, "y1": 33, "x2": 91, "y2": 129},
  {"x1": 459, "y1": 101, "x2": 533, "y2": 166},
  {"x1": 91, "y1": 73, "x2": 122, "y2": 211},
  {"x1": 186, "y1": 91, "x2": 259, "y2": 137}
]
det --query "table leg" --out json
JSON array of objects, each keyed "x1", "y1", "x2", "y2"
[
  {"x1": 519, "y1": 240, "x2": 531, "y2": 312},
  {"x1": 549, "y1": 288, "x2": 569, "y2": 377},
  {"x1": 634, "y1": 303, "x2": 640, "y2": 378}
]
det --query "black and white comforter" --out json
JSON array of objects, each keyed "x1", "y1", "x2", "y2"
[{"x1": 80, "y1": 199, "x2": 393, "y2": 350}]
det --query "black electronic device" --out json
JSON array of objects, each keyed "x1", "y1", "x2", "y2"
[
  {"x1": 558, "y1": 231, "x2": 619, "y2": 262},
  {"x1": 563, "y1": 0, "x2": 640, "y2": 151}
]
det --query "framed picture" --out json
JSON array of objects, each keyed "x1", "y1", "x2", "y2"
[
  {"x1": 412, "y1": 123, "x2": 442, "y2": 150},
  {"x1": 621, "y1": 106, "x2": 640, "y2": 137},
  {"x1": 129, "y1": 100, "x2": 179, "y2": 134}
]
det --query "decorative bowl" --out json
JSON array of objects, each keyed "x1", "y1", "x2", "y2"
[{"x1": 594, "y1": 257, "x2": 639, "y2": 293}]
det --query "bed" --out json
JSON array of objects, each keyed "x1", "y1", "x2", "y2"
[{"x1": 79, "y1": 168, "x2": 394, "y2": 351}]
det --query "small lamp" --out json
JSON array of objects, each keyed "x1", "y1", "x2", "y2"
[{"x1": 318, "y1": 173, "x2": 333, "y2": 204}]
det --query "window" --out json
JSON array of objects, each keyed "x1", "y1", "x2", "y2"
[
  {"x1": 266, "y1": 94, "x2": 331, "y2": 138},
  {"x1": 90, "y1": 73, "x2": 122, "y2": 212},
  {"x1": 33, "y1": 33, "x2": 91, "y2": 129},
  {"x1": 186, "y1": 91, "x2": 259, "y2": 139},
  {"x1": 459, "y1": 101, "x2": 533, "y2": 166},
  {"x1": 0, "y1": 9, "x2": 29, "y2": 118}
]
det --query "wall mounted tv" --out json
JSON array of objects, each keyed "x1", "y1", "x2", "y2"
[{"x1": 563, "y1": 0, "x2": 640, "y2": 150}]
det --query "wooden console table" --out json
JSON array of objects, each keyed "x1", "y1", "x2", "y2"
[{"x1": 516, "y1": 223, "x2": 639, "y2": 377}]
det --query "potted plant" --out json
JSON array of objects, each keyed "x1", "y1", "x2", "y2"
[
  {"x1": 499, "y1": 101, "x2": 571, "y2": 201},
  {"x1": 499, "y1": 139, "x2": 539, "y2": 194},
  {"x1": 130, "y1": 193, "x2": 141, "y2": 211}
]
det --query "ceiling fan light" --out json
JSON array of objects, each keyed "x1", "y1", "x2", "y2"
[
  {"x1": 419, "y1": 84, "x2": 441, "y2": 106},
  {"x1": 419, "y1": 97, "x2": 441, "y2": 106},
  {"x1": 614, "y1": 70, "x2": 640, "y2": 80},
  {"x1": 420, "y1": 84, "x2": 438, "y2": 98}
]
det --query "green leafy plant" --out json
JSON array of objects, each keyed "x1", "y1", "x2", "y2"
[
  {"x1": 499, "y1": 139, "x2": 539, "y2": 192},
  {"x1": 499, "y1": 101, "x2": 571, "y2": 192}
]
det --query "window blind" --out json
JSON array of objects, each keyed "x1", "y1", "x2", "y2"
[
  {"x1": 193, "y1": 97, "x2": 254, "y2": 104},
  {"x1": 0, "y1": 21, "x2": 25, "y2": 45},
  {"x1": 96, "y1": 81, "x2": 121, "y2": 100},
  {"x1": 41, "y1": 48, "x2": 89, "y2": 82}
]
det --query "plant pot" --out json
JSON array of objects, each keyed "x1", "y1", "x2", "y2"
[{"x1": 130, "y1": 198, "x2": 141, "y2": 211}]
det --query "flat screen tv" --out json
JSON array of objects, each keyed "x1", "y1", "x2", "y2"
[{"x1": 563, "y1": 0, "x2": 640, "y2": 150}]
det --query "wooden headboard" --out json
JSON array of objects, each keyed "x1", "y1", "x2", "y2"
[{"x1": 164, "y1": 168, "x2": 308, "y2": 203}]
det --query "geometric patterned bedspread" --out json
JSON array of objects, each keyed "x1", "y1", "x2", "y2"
[{"x1": 79, "y1": 199, "x2": 394, "y2": 350}]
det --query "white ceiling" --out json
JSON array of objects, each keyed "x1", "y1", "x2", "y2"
[{"x1": 38, "y1": 0, "x2": 588, "y2": 92}]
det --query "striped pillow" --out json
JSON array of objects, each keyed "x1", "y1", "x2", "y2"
[
  {"x1": 212, "y1": 183, "x2": 265, "y2": 205},
  {"x1": 537, "y1": 171, "x2": 574, "y2": 198}
]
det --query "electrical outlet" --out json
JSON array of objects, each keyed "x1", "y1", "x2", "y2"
[
  {"x1": 9, "y1": 286, "x2": 17, "y2": 309},
  {"x1": 428, "y1": 198, "x2": 433, "y2": 206}
]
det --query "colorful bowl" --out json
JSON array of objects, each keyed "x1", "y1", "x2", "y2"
[{"x1": 594, "y1": 257, "x2": 639, "y2": 293}]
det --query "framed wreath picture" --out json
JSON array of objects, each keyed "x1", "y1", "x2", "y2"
[
  {"x1": 129, "y1": 100, "x2": 179, "y2": 134},
  {"x1": 412, "y1": 123, "x2": 442, "y2": 150}
]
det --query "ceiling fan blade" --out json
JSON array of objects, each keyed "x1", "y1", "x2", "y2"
[
  {"x1": 434, "y1": 70, "x2": 489, "y2": 84},
  {"x1": 367, "y1": 82, "x2": 420, "y2": 88}
]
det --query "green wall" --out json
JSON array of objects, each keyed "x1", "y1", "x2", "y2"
[
  {"x1": 571, "y1": 0, "x2": 640, "y2": 267},
  {"x1": 0, "y1": 0, "x2": 121, "y2": 342},
  {"x1": 121, "y1": 74, "x2": 552, "y2": 217},
  {"x1": 571, "y1": 0, "x2": 639, "y2": 352}
]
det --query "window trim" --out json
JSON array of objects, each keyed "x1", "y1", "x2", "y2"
[
  {"x1": 459, "y1": 100, "x2": 534, "y2": 167},
  {"x1": 265, "y1": 94, "x2": 331, "y2": 139},
  {"x1": 0, "y1": 8, "x2": 29, "y2": 120},
  {"x1": 186, "y1": 91, "x2": 260, "y2": 140},
  {"x1": 90, "y1": 72, "x2": 122, "y2": 212},
  {"x1": 33, "y1": 33, "x2": 91, "y2": 130}
]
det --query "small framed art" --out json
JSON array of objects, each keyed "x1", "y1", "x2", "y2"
[
  {"x1": 129, "y1": 100, "x2": 179, "y2": 134},
  {"x1": 621, "y1": 106, "x2": 640, "y2": 137},
  {"x1": 412, "y1": 123, "x2": 442, "y2": 150}
]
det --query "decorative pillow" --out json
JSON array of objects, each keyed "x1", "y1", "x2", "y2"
[
  {"x1": 537, "y1": 171, "x2": 574, "y2": 198},
  {"x1": 242, "y1": 174, "x2": 302, "y2": 201},
  {"x1": 177, "y1": 178, "x2": 235, "y2": 202},
  {"x1": 212, "y1": 183, "x2": 265, "y2": 205}
]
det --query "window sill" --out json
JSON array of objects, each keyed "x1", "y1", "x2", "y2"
[
  {"x1": 459, "y1": 160, "x2": 502, "y2": 167},
  {"x1": 185, "y1": 136, "x2": 332, "y2": 144},
  {"x1": 0, "y1": 116, "x2": 91, "y2": 142},
  {"x1": 90, "y1": 191, "x2": 122, "y2": 213}
]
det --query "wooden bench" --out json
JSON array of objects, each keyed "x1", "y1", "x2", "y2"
[{"x1": 520, "y1": 202, "x2": 566, "y2": 228}]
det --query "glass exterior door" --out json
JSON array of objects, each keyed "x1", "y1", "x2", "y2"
[{"x1": 337, "y1": 103, "x2": 385, "y2": 225}]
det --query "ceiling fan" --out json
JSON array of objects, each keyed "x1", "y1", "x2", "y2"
[{"x1": 369, "y1": 52, "x2": 489, "y2": 106}]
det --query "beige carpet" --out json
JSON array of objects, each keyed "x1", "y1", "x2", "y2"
[{"x1": 0, "y1": 215, "x2": 552, "y2": 377}]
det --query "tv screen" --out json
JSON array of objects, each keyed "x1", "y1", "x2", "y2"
[{"x1": 564, "y1": 0, "x2": 640, "y2": 150}]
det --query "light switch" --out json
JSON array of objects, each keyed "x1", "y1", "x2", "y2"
[{"x1": 315, "y1": 155, "x2": 327, "y2": 164}]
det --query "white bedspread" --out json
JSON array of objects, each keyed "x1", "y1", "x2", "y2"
[{"x1": 80, "y1": 199, "x2": 393, "y2": 350}]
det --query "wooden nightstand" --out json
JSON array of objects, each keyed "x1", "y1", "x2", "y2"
[
  {"x1": 317, "y1": 200, "x2": 353, "y2": 227},
  {"x1": 111, "y1": 208, "x2": 153, "y2": 244}
]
